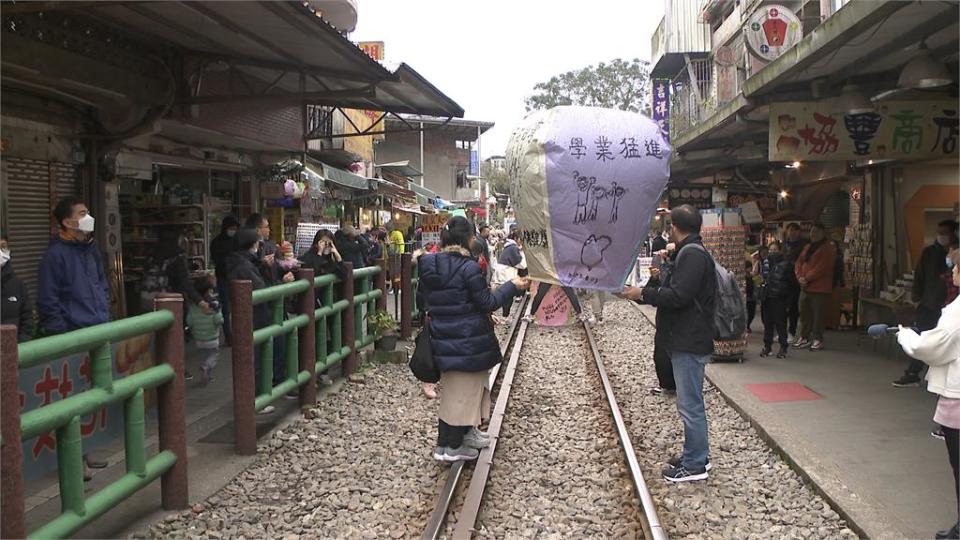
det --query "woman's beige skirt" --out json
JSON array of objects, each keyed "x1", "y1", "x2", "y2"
[{"x1": 438, "y1": 370, "x2": 491, "y2": 427}]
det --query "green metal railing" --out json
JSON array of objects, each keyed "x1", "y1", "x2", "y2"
[
  {"x1": 399, "y1": 253, "x2": 421, "y2": 339},
  {"x1": 229, "y1": 261, "x2": 386, "y2": 454},
  {"x1": 1, "y1": 296, "x2": 188, "y2": 540}
]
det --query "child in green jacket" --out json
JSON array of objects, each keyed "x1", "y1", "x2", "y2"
[{"x1": 188, "y1": 274, "x2": 224, "y2": 385}]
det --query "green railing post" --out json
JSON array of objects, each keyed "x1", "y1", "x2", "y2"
[
  {"x1": 355, "y1": 272, "x2": 367, "y2": 346},
  {"x1": 297, "y1": 268, "x2": 317, "y2": 407},
  {"x1": 375, "y1": 258, "x2": 387, "y2": 312},
  {"x1": 55, "y1": 416, "x2": 85, "y2": 516},
  {"x1": 317, "y1": 283, "x2": 330, "y2": 369},
  {"x1": 230, "y1": 279, "x2": 256, "y2": 455},
  {"x1": 400, "y1": 253, "x2": 413, "y2": 339},
  {"x1": 124, "y1": 389, "x2": 147, "y2": 477},
  {"x1": 153, "y1": 293, "x2": 188, "y2": 509},
  {"x1": 1, "y1": 324, "x2": 26, "y2": 539},
  {"x1": 341, "y1": 262, "x2": 357, "y2": 375}
]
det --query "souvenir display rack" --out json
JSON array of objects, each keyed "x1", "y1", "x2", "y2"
[
  {"x1": 700, "y1": 208, "x2": 748, "y2": 361},
  {"x1": 845, "y1": 223, "x2": 873, "y2": 290}
]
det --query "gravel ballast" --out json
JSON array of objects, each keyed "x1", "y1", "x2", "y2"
[
  {"x1": 135, "y1": 296, "x2": 858, "y2": 539},
  {"x1": 472, "y1": 323, "x2": 644, "y2": 539},
  {"x1": 590, "y1": 299, "x2": 858, "y2": 540}
]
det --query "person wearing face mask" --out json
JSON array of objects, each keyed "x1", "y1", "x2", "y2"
[
  {"x1": 37, "y1": 197, "x2": 110, "y2": 335},
  {"x1": 792, "y1": 223, "x2": 837, "y2": 351},
  {"x1": 0, "y1": 232, "x2": 33, "y2": 342},
  {"x1": 225, "y1": 227, "x2": 277, "y2": 414},
  {"x1": 894, "y1": 220, "x2": 960, "y2": 388},
  {"x1": 897, "y1": 247, "x2": 960, "y2": 540},
  {"x1": 759, "y1": 241, "x2": 797, "y2": 358},
  {"x1": 210, "y1": 216, "x2": 239, "y2": 344}
]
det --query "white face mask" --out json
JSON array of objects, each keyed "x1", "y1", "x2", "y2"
[
  {"x1": 937, "y1": 235, "x2": 951, "y2": 247},
  {"x1": 226, "y1": 229, "x2": 237, "y2": 238},
  {"x1": 0, "y1": 249, "x2": 9, "y2": 267},
  {"x1": 948, "y1": 256, "x2": 956, "y2": 269},
  {"x1": 77, "y1": 214, "x2": 95, "y2": 233}
]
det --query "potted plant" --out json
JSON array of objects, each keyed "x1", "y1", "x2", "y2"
[{"x1": 366, "y1": 309, "x2": 399, "y2": 351}]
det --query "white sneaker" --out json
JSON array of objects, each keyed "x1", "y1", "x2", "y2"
[{"x1": 258, "y1": 405, "x2": 276, "y2": 415}]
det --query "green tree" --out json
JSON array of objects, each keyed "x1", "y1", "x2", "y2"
[
  {"x1": 525, "y1": 58, "x2": 651, "y2": 114},
  {"x1": 481, "y1": 161, "x2": 509, "y2": 195}
]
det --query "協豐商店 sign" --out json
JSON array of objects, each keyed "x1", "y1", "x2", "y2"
[{"x1": 769, "y1": 101, "x2": 959, "y2": 161}]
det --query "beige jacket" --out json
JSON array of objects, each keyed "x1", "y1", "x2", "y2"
[{"x1": 898, "y1": 296, "x2": 960, "y2": 399}]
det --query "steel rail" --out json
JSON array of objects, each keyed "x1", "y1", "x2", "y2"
[
  {"x1": 421, "y1": 295, "x2": 529, "y2": 540},
  {"x1": 450, "y1": 297, "x2": 532, "y2": 539},
  {"x1": 582, "y1": 320, "x2": 669, "y2": 540}
]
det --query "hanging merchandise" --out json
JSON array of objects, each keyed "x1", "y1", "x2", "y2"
[
  {"x1": 699, "y1": 208, "x2": 749, "y2": 361},
  {"x1": 506, "y1": 106, "x2": 671, "y2": 291}
]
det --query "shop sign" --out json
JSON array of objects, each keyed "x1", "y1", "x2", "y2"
[
  {"x1": 668, "y1": 186, "x2": 713, "y2": 210},
  {"x1": 770, "y1": 101, "x2": 960, "y2": 161},
  {"x1": 470, "y1": 149, "x2": 479, "y2": 176},
  {"x1": 745, "y1": 5, "x2": 802, "y2": 62},
  {"x1": 652, "y1": 78, "x2": 670, "y2": 141},
  {"x1": 728, "y1": 191, "x2": 777, "y2": 215},
  {"x1": 19, "y1": 336, "x2": 154, "y2": 481},
  {"x1": 358, "y1": 41, "x2": 386, "y2": 127}
]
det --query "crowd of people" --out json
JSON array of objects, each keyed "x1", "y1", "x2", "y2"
[{"x1": 3, "y1": 196, "x2": 957, "y2": 534}]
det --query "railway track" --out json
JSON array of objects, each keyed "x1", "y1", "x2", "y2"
[{"x1": 422, "y1": 296, "x2": 666, "y2": 539}]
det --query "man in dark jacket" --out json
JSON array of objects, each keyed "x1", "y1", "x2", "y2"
[
  {"x1": 476, "y1": 223, "x2": 492, "y2": 283},
  {"x1": 210, "y1": 216, "x2": 239, "y2": 343},
  {"x1": 335, "y1": 225, "x2": 366, "y2": 269},
  {"x1": 38, "y1": 197, "x2": 110, "y2": 335},
  {"x1": 894, "y1": 219, "x2": 958, "y2": 387},
  {"x1": 1, "y1": 233, "x2": 33, "y2": 341},
  {"x1": 621, "y1": 204, "x2": 716, "y2": 483}
]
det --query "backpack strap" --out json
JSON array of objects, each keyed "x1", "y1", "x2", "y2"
[{"x1": 675, "y1": 242, "x2": 714, "y2": 316}]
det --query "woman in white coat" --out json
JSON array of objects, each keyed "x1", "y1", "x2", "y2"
[{"x1": 898, "y1": 247, "x2": 960, "y2": 540}]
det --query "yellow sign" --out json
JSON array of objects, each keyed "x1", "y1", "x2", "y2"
[{"x1": 770, "y1": 101, "x2": 959, "y2": 162}]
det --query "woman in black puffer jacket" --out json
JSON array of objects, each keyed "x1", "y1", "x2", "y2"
[
  {"x1": 760, "y1": 241, "x2": 799, "y2": 358},
  {"x1": 419, "y1": 217, "x2": 530, "y2": 462}
]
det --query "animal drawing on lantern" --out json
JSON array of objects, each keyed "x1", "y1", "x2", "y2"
[
  {"x1": 588, "y1": 184, "x2": 608, "y2": 222},
  {"x1": 573, "y1": 171, "x2": 596, "y2": 225},
  {"x1": 580, "y1": 234, "x2": 612, "y2": 271},
  {"x1": 608, "y1": 182, "x2": 627, "y2": 224}
]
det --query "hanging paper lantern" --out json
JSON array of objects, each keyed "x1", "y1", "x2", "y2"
[{"x1": 506, "y1": 106, "x2": 672, "y2": 291}]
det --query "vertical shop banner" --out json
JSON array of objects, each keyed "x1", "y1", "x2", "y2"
[
  {"x1": 770, "y1": 101, "x2": 959, "y2": 161},
  {"x1": 652, "y1": 78, "x2": 671, "y2": 141},
  {"x1": 357, "y1": 41, "x2": 387, "y2": 131},
  {"x1": 469, "y1": 149, "x2": 479, "y2": 176},
  {"x1": 506, "y1": 106, "x2": 671, "y2": 291}
]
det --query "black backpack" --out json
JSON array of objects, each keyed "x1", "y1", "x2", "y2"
[{"x1": 682, "y1": 244, "x2": 748, "y2": 340}]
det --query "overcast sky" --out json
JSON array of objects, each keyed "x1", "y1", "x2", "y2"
[{"x1": 351, "y1": 1, "x2": 664, "y2": 159}]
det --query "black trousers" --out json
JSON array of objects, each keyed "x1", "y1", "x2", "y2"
[
  {"x1": 437, "y1": 419, "x2": 469, "y2": 448},
  {"x1": 786, "y1": 287, "x2": 801, "y2": 336},
  {"x1": 529, "y1": 284, "x2": 582, "y2": 316},
  {"x1": 653, "y1": 324, "x2": 675, "y2": 391},
  {"x1": 761, "y1": 297, "x2": 789, "y2": 349},
  {"x1": 945, "y1": 426, "x2": 960, "y2": 521},
  {"x1": 906, "y1": 305, "x2": 943, "y2": 376},
  {"x1": 746, "y1": 300, "x2": 757, "y2": 331}
]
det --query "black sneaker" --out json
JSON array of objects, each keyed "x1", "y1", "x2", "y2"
[
  {"x1": 662, "y1": 464, "x2": 708, "y2": 483},
  {"x1": 932, "y1": 426, "x2": 946, "y2": 441},
  {"x1": 776, "y1": 346, "x2": 788, "y2": 359},
  {"x1": 935, "y1": 522, "x2": 959, "y2": 540},
  {"x1": 666, "y1": 455, "x2": 713, "y2": 472},
  {"x1": 892, "y1": 374, "x2": 922, "y2": 388},
  {"x1": 759, "y1": 347, "x2": 772, "y2": 357},
  {"x1": 183, "y1": 370, "x2": 194, "y2": 381},
  {"x1": 650, "y1": 387, "x2": 677, "y2": 396}
]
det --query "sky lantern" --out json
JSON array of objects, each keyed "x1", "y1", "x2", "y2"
[{"x1": 506, "y1": 106, "x2": 672, "y2": 291}]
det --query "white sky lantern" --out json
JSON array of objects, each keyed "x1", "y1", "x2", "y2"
[{"x1": 506, "y1": 106, "x2": 672, "y2": 291}]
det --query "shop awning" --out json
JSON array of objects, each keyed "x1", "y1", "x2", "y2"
[
  {"x1": 376, "y1": 161, "x2": 423, "y2": 178},
  {"x1": 408, "y1": 181, "x2": 438, "y2": 207},
  {"x1": 373, "y1": 178, "x2": 417, "y2": 201},
  {"x1": 394, "y1": 204, "x2": 425, "y2": 215},
  {"x1": 320, "y1": 163, "x2": 370, "y2": 191},
  {"x1": 59, "y1": 2, "x2": 464, "y2": 118}
]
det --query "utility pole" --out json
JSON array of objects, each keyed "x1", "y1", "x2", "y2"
[{"x1": 419, "y1": 120, "x2": 425, "y2": 188}]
